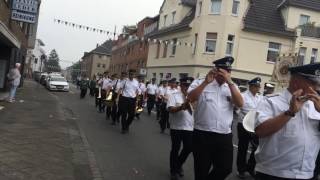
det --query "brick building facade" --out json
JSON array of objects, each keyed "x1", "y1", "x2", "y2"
[{"x1": 110, "y1": 16, "x2": 159, "y2": 77}]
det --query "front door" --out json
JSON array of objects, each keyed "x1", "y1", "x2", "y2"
[{"x1": 0, "y1": 60, "x2": 7, "y2": 89}]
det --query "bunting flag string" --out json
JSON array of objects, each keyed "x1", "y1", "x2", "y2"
[{"x1": 53, "y1": 18, "x2": 196, "y2": 48}]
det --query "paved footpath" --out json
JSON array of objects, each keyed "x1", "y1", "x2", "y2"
[{"x1": 0, "y1": 80, "x2": 99, "y2": 180}]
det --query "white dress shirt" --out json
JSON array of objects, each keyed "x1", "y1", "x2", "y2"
[
  {"x1": 138, "y1": 82, "x2": 146, "y2": 95},
  {"x1": 167, "y1": 90, "x2": 194, "y2": 131},
  {"x1": 238, "y1": 90, "x2": 263, "y2": 122},
  {"x1": 102, "y1": 78, "x2": 112, "y2": 90},
  {"x1": 255, "y1": 89, "x2": 320, "y2": 179},
  {"x1": 188, "y1": 78, "x2": 238, "y2": 134},
  {"x1": 147, "y1": 84, "x2": 158, "y2": 95},
  {"x1": 121, "y1": 78, "x2": 139, "y2": 98}
]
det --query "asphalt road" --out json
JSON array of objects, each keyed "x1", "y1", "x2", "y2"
[{"x1": 49, "y1": 85, "x2": 253, "y2": 180}]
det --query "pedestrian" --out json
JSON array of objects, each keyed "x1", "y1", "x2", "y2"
[
  {"x1": 105, "y1": 74, "x2": 116, "y2": 120},
  {"x1": 167, "y1": 77, "x2": 194, "y2": 180},
  {"x1": 89, "y1": 75, "x2": 96, "y2": 97},
  {"x1": 146, "y1": 78, "x2": 158, "y2": 115},
  {"x1": 118, "y1": 69, "x2": 140, "y2": 134},
  {"x1": 80, "y1": 75, "x2": 89, "y2": 99},
  {"x1": 156, "y1": 81, "x2": 164, "y2": 120},
  {"x1": 136, "y1": 76, "x2": 146, "y2": 120},
  {"x1": 188, "y1": 57, "x2": 244, "y2": 180},
  {"x1": 236, "y1": 77, "x2": 263, "y2": 178},
  {"x1": 6, "y1": 63, "x2": 21, "y2": 103},
  {"x1": 254, "y1": 63, "x2": 320, "y2": 180},
  {"x1": 115, "y1": 72, "x2": 128, "y2": 124},
  {"x1": 159, "y1": 78, "x2": 176, "y2": 133},
  {"x1": 94, "y1": 75, "x2": 102, "y2": 107}
]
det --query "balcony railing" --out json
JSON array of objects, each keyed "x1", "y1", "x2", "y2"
[{"x1": 300, "y1": 24, "x2": 320, "y2": 39}]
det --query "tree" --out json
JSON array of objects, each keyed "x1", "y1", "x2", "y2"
[
  {"x1": 45, "y1": 49, "x2": 61, "y2": 72},
  {"x1": 70, "y1": 62, "x2": 81, "y2": 81}
]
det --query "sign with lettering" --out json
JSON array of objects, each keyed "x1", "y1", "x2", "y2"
[{"x1": 11, "y1": 0, "x2": 38, "y2": 24}]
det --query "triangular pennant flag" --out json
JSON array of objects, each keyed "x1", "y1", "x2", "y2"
[
  {"x1": 57, "y1": 20, "x2": 60, "y2": 23},
  {"x1": 72, "y1": 23, "x2": 75, "y2": 27},
  {"x1": 93, "y1": 28, "x2": 96, "y2": 32},
  {"x1": 100, "y1": 30, "x2": 103, "y2": 33},
  {"x1": 65, "y1": 22, "x2": 68, "y2": 25},
  {"x1": 185, "y1": 42, "x2": 188, "y2": 46},
  {"x1": 86, "y1": 27, "x2": 89, "y2": 31}
]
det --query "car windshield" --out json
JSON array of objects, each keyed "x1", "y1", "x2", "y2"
[{"x1": 51, "y1": 78, "x2": 66, "y2": 82}]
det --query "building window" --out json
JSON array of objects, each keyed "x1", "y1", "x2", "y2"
[
  {"x1": 163, "y1": 15, "x2": 167, "y2": 27},
  {"x1": 102, "y1": 64, "x2": 106, "y2": 68},
  {"x1": 267, "y1": 42, "x2": 281, "y2": 63},
  {"x1": 156, "y1": 43, "x2": 161, "y2": 58},
  {"x1": 179, "y1": 73, "x2": 188, "y2": 79},
  {"x1": 198, "y1": 1, "x2": 202, "y2": 16},
  {"x1": 298, "y1": 47, "x2": 307, "y2": 65},
  {"x1": 311, "y1": 48, "x2": 318, "y2": 64},
  {"x1": 97, "y1": 63, "x2": 101, "y2": 68},
  {"x1": 172, "y1": 11, "x2": 176, "y2": 25},
  {"x1": 153, "y1": 73, "x2": 156, "y2": 79},
  {"x1": 226, "y1": 35, "x2": 235, "y2": 56},
  {"x1": 166, "y1": 73, "x2": 172, "y2": 79},
  {"x1": 211, "y1": 0, "x2": 222, "y2": 14},
  {"x1": 232, "y1": 0, "x2": 240, "y2": 16},
  {"x1": 160, "y1": 73, "x2": 164, "y2": 79},
  {"x1": 205, "y1": 33, "x2": 217, "y2": 53},
  {"x1": 171, "y1": 39, "x2": 177, "y2": 56},
  {"x1": 163, "y1": 42, "x2": 168, "y2": 58},
  {"x1": 299, "y1": 15, "x2": 310, "y2": 26},
  {"x1": 193, "y1": 33, "x2": 198, "y2": 55}
]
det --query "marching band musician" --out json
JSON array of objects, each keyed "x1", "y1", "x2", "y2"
[
  {"x1": 147, "y1": 78, "x2": 158, "y2": 115},
  {"x1": 160, "y1": 78, "x2": 177, "y2": 133},
  {"x1": 105, "y1": 74, "x2": 117, "y2": 121},
  {"x1": 118, "y1": 69, "x2": 140, "y2": 134},
  {"x1": 254, "y1": 63, "x2": 320, "y2": 180},
  {"x1": 156, "y1": 81, "x2": 165, "y2": 120},
  {"x1": 112, "y1": 72, "x2": 127, "y2": 125},
  {"x1": 236, "y1": 77, "x2": 263, "y2": 178},
  {"x1": 167, "y1": 77, "x2": 194, "y2": 180},
  {"x1": 136, "y1": 76, "x2": 146, "y2": 120},
  {"x1": 95, "y1": 74, "x2": 102, "y2": 108},
  {"x1": 101, "y1": 72, "x2": 113, "y2": 118},
  {"x1": 188, "y1": 57, "x2": 243, "y2": 180}
]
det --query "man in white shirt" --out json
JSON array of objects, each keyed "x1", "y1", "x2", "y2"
[
  {"x1": 254, "y1": 63, "x2": 320, "y2": 180},
  {"x1": 167, "y1": 77, "x2": 194, "y2": 180},
  {"x1": 118, "y1": 69, "x2": 140, "y2": 134},
  {"x1": 156, "y1": 81, "x2": 165, "y2": 120},
  {"x1": 112, "y1": 72, "x2": 127, "y2": 125},
  {"x1": 237, "y1": 77, "x2": 263, "y2": 178},
  {"x1": 136, "y1": 76, "x2": 146, "y2": 119},
  {"x1": 188, "y1": 57, "x2": 243, "y2": 180},
  {"x1": 147, "y1": 78, "x2": 158, "y2": 115},
  {"x1": 160, "y1": 78, "x2": 177, "y2": 133},
  {"x1": 102, "y1": 72, "x2": 113, "y2": 119}
]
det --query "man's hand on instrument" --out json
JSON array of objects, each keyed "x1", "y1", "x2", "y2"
[
  {"x1": 289, "y1": 89, "x2": 307, "y2": 114},
  {"x1": 307, "y1": 87, "x2": 320, "y2": 113}
]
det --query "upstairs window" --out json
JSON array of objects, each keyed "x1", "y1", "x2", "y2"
[
  {"x1": 211, "y1": 0, "x2": 222, "y2": 14},
  {"x1": 311, "y1": 48, "x2": 318, "y2": 63},
  {"x1": 172, "y1": 11, "x2": 176, "y2": 25},
  {"x1": 171, "y1": 39, "x2": 177, "y2": 56},
  {"x1": 163, "y1": 42, "x2": 168, "y2": 58},
  {"x1": 205, "y1": 33, "x2": 217, "y2": 53},
  {"x1": 156, "y1": 43, "x2": 161, "y2": 59},
  {"x1": 226, "y1": 35, "x2": 235, "y2": 56},
  {"x1": 298, "y1": 47, "x2": 307, "y2": 65},
  {"x1": 193, "y1": 33, "x2": 198, "y2": 55},
  {"x1": 232, "y1": 0, "x2": 240, "y2": 16},
  {"x1": 267, "y1": 42, "x2": 281, "y2": 63},
  {"x1": 97, "y1": 63, "x2": 101, "y2": 68},
  {"x1": 299, "y1": 15, "x2": 310, "y2": 26},
  {"x1": 163, "y1": 15, "x2": 167, "y2": 27}
]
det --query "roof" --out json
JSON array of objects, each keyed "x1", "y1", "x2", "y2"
[
  {"x1": 243, "y1": 0, "x2": 296, "y2": 37},
  {"x1": 181, "y1": 0, "x2": 196, "y2": 7},
  {"x1": 87, "y1": 40, "x2": 112, "y2": 57},
  {"x1": 147, "y1": 8, "x2": 195, "y2": 38},
  {"x1": 278, "y1": 0, "x2": 320, "y2": 12}
]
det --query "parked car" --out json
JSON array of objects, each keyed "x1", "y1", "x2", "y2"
[
  {"x1": 45, "y1": 74, "x2": 62, "y2": 87},
  {"x1": 46, "y1": 77, "x2": 69, "y2": 92}
]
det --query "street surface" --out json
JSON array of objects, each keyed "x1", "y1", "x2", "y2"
[{"x1": 0, "y1": 80, "x2": 253, "y2": 180}]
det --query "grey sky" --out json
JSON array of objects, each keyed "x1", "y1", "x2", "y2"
[{"x1": 37, "y1": 0, "x2": 164, "y2": 68}]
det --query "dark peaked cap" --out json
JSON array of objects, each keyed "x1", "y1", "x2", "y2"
[
  {"x1": 213, "y1": 57, "x2": 234, "y2": 70},
  {"x1": 248, "y1": 77, "x2": 261, "y2": 85},
  {"x1": 289, "y1": 63, "x2": 320, "y2": 83}
]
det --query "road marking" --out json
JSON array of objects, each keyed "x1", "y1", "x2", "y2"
[{"x1": 0, "y1": 106, "x2": 4, "y2": 111}]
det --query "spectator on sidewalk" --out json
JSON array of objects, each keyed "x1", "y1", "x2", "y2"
[{"x1": 7, "y1": 63, "x2": 21, "y2": 103}]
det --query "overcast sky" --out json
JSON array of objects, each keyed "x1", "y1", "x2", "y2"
[{"x1": 37, "y1": 0, "x2": 163, "y2": 68}]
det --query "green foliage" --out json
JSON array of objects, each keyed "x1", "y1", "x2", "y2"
[{"x1": 45, "y1": 49, "x2": 61, "y2": 72}]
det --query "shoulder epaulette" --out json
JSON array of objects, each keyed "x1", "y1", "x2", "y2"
[{"x1": 265, "y1": 93, "x2": 280, "y2": 98}]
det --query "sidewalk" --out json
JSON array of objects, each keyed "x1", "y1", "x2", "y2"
[{"x1": 0, "y1": 80, "x2": 97, "y2": 180}]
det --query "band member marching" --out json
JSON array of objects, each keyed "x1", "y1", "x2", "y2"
[
  {"x1": 113, "y1": 72, "x2": 127, "y2": 125},
  {"x1": 167, "y1": 77, "x2": 194, "y2": 180},
  {"x1": 160, "y1": 78, "x2": 176, "y2": 133},
  {"x1": 188, "y1": 57, "x2": 244, "y2": 180},
  {"x1": 147, "y1": 78, "x2": 158, "y2": 115},
  {"x1": 254, "y1": 63, "x2": 320, "y2": 180},
  {"x1": 136, "y1": 76, "x2": 146, "y2": 119},
  {"x1": 118, "y1": 69, "x2": 140, "y2": 134},
  {"x1": 105, "y1": 74, "x2": 118, "y2": 121},
  {"x1": 236, "y1": 77, "x2": 263, "y2": 178},
  {"x1": 156, "y1": 81, "x2": 165, "y2": 120}
]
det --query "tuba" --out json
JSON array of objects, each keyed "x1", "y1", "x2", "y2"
[{"x1": 104, "y1": 91, "x2": 113, "y2": 107}]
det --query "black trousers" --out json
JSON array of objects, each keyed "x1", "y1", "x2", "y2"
[
  {"x1": 111, "y1": 93, "x2": 119, "y2": 123},
  {"x1": 89, "y1": 88, "x2": 95, "y2": 96},
  {"x1": 94, "y1": 88, "x2": 99, "y2": 107},
  {"x1": 147, "y1": 94, "x2": 156, "y2": 114},
  {"x1": 80, "y1": 88, "x2": 87, "y2": 99},
  {"x1": 255, "y1": 172, "x2": 311, "y2": 180},
  {"x1": 159, "y1": 102, "x2": 169, "y2": 131},
  {"x1": 170, "y1": 129, "x2": 193, "y2": 174},
  {"x1": 237, "y1": 123, "x2": 258, "y2": 174},
  {"x1": 156, "y1": 99, "x2": 162, "y2": 120},
  {"x1": 119, "y1": 96, "x2": 136, "y2": 131},
  {"x1": 193, "y1": 129, "x2": 233, "y2": 180},
  {"x1": 106, "y1": 105, "x2": 112, "y2": 120},
  {"x1": 98, "y1": 90, "x2": 106, "y2": 112}
]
